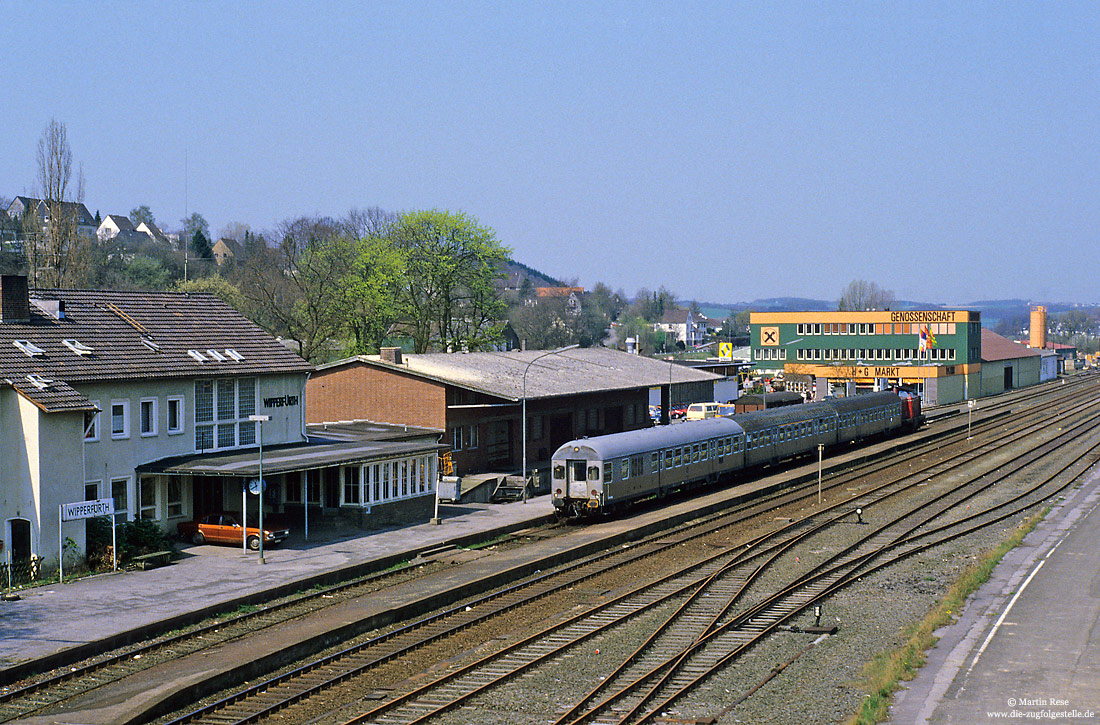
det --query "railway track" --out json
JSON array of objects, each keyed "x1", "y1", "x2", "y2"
[
  {"x1": 152, "y1": 379, "x2": 1100, "y2": 724},
  {"x1": 2, "y1": 375, "x2": 1094, "y2": 723}
]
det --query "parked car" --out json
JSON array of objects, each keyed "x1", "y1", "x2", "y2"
[{"x1": 177, "y1": 513, "x2": 290, "y2": 550}]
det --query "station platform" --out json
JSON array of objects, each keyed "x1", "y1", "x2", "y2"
[
  {"x1": 888, "y1": 465, "x2": 1100, "y2": 723},
  {"x1": 0, "y1": 495, "x2": 557, "y2": 675}
]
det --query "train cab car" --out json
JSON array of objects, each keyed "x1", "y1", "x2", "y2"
[{"x1": 551, "y1": 417, "x2": 743, "y2": 518}]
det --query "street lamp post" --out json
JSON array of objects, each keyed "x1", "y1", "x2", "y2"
[
  {"x1": 249, "y1": 414, "x2": 271, "y2": 564},
  {"x1": 522, "y1": 344, "x2": 579, "y2": 503}
]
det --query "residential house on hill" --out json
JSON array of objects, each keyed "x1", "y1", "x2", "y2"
[
  {"x1": 97, "y1": 214, "x2": 136, "y2": 241},
  {"x1": 212, "y1": 237, "x2": 242, "y2": 265},
  {"x1": 655, "y1": 308, "x2": 705, "y2": 348},
  {"x1": 532, "y1": 286, "x2": 584, "y2": 313},
  {"x1": 5, "y1": 196, "x2": 97, "y2": 238},
  {"x1": 135, "y1": 220, "x2": 172, "y2": 247}
]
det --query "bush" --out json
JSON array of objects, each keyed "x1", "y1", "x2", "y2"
[{"x1": 85, "y1": 516, "x2": 174, "y2": 570}]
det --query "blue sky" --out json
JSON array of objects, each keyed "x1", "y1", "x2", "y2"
[{"x1": 3, "y1": 2, "x2": 1098, "y2": 305}]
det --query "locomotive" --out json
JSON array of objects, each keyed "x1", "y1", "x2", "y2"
[{"x1": 551, "y1": 389, "x2": 922, "y2": 519}]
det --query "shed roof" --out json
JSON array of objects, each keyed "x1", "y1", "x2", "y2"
[
  {"x1": 317, "y1": 348, "x2": 721, "y2": 402},
  {"x1": 981, "y1": 328, "x2": 1042, "y2": 363}
]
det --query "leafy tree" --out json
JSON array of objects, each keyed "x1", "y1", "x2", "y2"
[
  {"x1": 180, "y1": 212, "x2": 210, "y2": 247},
  {"x1": 121, "y1": 255, "x2": 171, "y2": 289},
  {"x1": 838, "y1": 279, "x2": 894, "y2": 311},
  {"x1": 129, "y1": 205, "x2": 155, "y2": 226},
  {"x1": 174, "y1": 275, "x2": 248, "y2": 313},
  {"x1": 342, "y1": 235, "x2": 405, "y2": 355},
  {"x1": 388, "y1": 209, "x2": 510, "y2": 353},
  {"x1": 630, "y1": 286, "x2": 677, "y2": 322}
]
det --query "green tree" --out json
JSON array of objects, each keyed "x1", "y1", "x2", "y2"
[
  {"x1": 388, "y1": 210, "x2": 510, "y2": 353},
  {"x1": 340, "y1": 235, "x2": 405, "y2": 355},
  {"x1": 121, "y1": 255, "x2": 170, "y2": 289},
  {"x1": 129, "y1": 205, "x2": 155, "y2": 226},
  {"x1": 190, "y1": 230, "x2": 213, "y2": 259},
  {"x1": 180, "y1": 213, "x2": 210, "y2": 247},
  {"x1": 174, "y1": 275, "x2": 248, "y2": 313}
]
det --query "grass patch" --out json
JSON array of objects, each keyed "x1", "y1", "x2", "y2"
[{"x1": 846, "y1": 509, "x2": 1047, "y2": 725}]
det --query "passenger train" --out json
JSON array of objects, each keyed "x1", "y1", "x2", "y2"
[{"x1": 551, "y1": 390, "x2": 923, "y2": 519}]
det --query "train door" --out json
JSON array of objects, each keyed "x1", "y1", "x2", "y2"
[{"x1": 567, "y1": 460, "x2": 589, "y2": 499}]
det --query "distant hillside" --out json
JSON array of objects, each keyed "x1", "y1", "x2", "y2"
[{"x1": 501, "y1": 260, "x2": 561, "y2": 289}]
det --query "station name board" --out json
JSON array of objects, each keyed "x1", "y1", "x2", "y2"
[
  {"x1": 890, "y1": 311, "x2": 957, "y2": 323},
  {"x1": 61, "y1": 498, "x2": 115, "y2": 521},
  {"x1": 263, "y1": 394, "x2": 299, "y2": 408}
]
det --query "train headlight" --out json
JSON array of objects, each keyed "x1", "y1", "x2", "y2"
[
  {"x1": 554, "y1": 488, "x2": 562, "y2": 496},
  {"x1": 590, "y1": 490, "x2": 599, "y2": 498}
]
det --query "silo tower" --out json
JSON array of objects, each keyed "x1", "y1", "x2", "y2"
[{"x1": 1030, "y1": 306, "x2": 1047, "y2": 349}]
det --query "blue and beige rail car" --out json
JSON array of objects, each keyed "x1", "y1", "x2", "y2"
[{"x1": 552, "y1": 390, "x2": 922, "y2": 519}]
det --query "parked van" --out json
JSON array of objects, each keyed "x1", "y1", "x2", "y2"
[{"x1": 686, "y1": 402, "x2": 720, "y2": 420}]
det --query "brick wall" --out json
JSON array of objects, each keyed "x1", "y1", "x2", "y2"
[{"x1": 307, "y1": 361, "x2": 447, "y2": 428}]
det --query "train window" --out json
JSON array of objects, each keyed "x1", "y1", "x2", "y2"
[
  {"x1": 674, "y1": 447, "x2": 682, "y2": 466},
  {"x1": 588, "y1": 466, "x2": 600, "y2": 481},
  {"x1": 553, "y1": 465, "x2": 565, "y2": 480},
  {"x1": 702, "y1": 442, "x2": 709, "y2": 461},
  {"x1": 692, "y1": 444, "x2": 700, "y2": 462},
  {"x1": 620, "y1": 459, "x2": 630, "y2": 479},
  {"x1": 665, "y1": 450, "x2": 674, "y2": 468},
  {"x1": 651, "y1": 452, "x2": 660, "y2": 470},
  {"x1": 632, "y1": 455, "x2": 645, "y2": 476},
  {"x1": 604, "y1": 467, "x2": 612, "y2": 483}
]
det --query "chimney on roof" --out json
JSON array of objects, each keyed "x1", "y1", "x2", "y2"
[
  {"x1": 0, "y1": 275, "x2": 30, "y2": 323},
  {"x1": 380, "y1": 346, "x2": 402, "y2": 365}
]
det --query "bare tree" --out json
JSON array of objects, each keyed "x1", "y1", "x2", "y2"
[
  {"x1": 837, "y1": 279, "x2": 895, "y2": 311},
  {"x1": 34, "y1": 119, "x2": 92, "y2": 287}
]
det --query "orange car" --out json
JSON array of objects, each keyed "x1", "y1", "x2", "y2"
[{"x1": 177, "y1": 513, "x2": 290, "y2": 550}]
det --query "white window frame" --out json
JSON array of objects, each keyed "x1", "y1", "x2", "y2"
[
  {"x1": 111, "y1": 400, "x2": 130, "y2": 440},
  {"x1": 140, "y1": 397, "x2": 158, "y2": 437},
  {"x1": 167, "y1": 396, "x2": 185, "y2": 435}
]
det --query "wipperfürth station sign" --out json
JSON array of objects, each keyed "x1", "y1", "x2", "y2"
[{"x1": 61, "y1": 498, "x2": 115, "y2": 521}]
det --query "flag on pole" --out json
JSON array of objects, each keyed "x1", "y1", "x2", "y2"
[
  {"x1": 928, "y1": 326, "x2": 937, "y2": 348},
  {"x1": 919, "y1": 325, "x2": 928, "y2": 351}
]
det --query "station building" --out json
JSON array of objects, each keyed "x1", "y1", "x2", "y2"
[
  {"x1": 306, "y1": 347, "x2": 722, "y2": 484},
  {"x1": 0, "y1": 277, "x2": 442, "y2": 577}
]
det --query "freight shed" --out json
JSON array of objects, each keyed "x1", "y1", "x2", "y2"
[{"x1": 306, "y1": 348, "x2": 721, "y2": 479}]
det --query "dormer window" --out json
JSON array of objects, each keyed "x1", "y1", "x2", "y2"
[
  {"x1": 224, "y1": 348, "x2": 244, "y2": 361},
  {"x1": 13, "y1": 339, "x2": 45, "y2": 357},
  {"x1": 141, "y1": 337, "x2": 161, "y2": 352},
  {"x1": 206, "y1": 349, "x2": 227, "y2": 362},
  {"x1": 188, "y1": 349, "x2": 207, "y2": 363},
  {"x1": 62, "y1": 339, "x2": 94, "y2": 356}
]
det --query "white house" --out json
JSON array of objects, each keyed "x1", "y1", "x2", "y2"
[
  {"x1": 655, "y1": 308, "x2": 705, "y2": 348},
  {"x1": 96, "y1": 214, "x2": 136, "y2": 241}
]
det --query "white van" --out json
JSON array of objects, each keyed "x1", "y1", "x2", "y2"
[{"x1": 686, "y1": 402, "x2": 720, "y2": 420}]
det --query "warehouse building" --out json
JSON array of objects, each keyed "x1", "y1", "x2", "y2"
[{"x1": 749, "y1": 310, "x2": 1053, "y2": 406}]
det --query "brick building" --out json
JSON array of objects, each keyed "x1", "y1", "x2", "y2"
[{"x1": 307, "y1": 347, "x2": 721, "y2": 478}]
